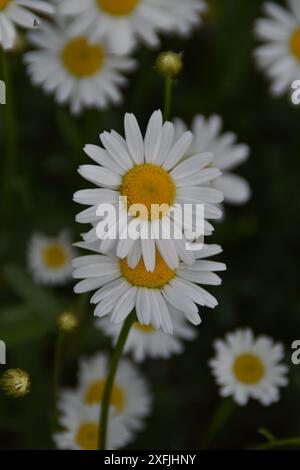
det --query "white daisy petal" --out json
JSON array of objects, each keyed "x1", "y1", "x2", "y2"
[
  {"x1": 0, "y1": 0, "x2": 53, "y2": 50},
  {"x1": 162, "y1": 131, "x2": 194, "y2": 171},
  {"x1": 210, "y1": 328, "x2": 289, "y2": 407}
]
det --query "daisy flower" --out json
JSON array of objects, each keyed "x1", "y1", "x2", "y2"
[
  {"x1": 0, "y1": 0, "x2": 54, "y2": 50},
  {"x1": 73, "y1": 240, "x2": 226, "y2": 334},
  {"x1": 28, "y1": 231, "x2": 74, "y2": 285},
  {"x1": 57, "y1": 0, "x2": 207, "y2": 55},
  {"x1": 74, "y1": 110, "x2": 224, "y2": 272},
  {"x1": 174, "y1": 115, "x2": 250, "y2": 205},
  {"x1": 209, "y1": 329, "x2": 289, "y2": 406},
  {"x1": 97, "y1": 311, "x2": 197, "y2": 362},
  {"x1": 54, "y1": 401, "x2": 131, "y2": 450},
  {"x1": 24, "y1": 20, "x2": 136, "y2": 115},
  {"x1": 254, "y1": 1, "x2": 300, "y2": 96},
  {"x1": 72, "y1": 354, "x2": 152, "y2": 431}
]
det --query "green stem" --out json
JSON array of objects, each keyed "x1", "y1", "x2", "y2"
[
  {"x1": 163, "y1": 75, "x2": 173, "y2": 121},
  {"x1": 255, "y1": 437, "x2": 300, "y2": 450},
  {"x1": 53, "y1": 330, "x2": 65, "y2": 417},
  {"x1": 199, "y1": 398, "x2": 236, "y2": 449},
  {"x1": 0, "y1": 50, "x2": 16, "y2": 203},
  {"x1": 99, "y1": 310, "x2": 136, "y2": 450}
]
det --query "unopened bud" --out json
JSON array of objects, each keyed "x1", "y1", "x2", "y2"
[
  {"x1": 57, "y1": 311, "x2": 78, "y2": 332},
  {"x1": 0, "y1": 369, "x2": 31, "y2": 398}
]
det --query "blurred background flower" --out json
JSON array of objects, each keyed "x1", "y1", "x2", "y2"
[{"x1": 209, "y1": 328, "x2": 289, "y2": 406}]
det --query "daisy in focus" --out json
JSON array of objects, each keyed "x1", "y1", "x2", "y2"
[
  {"x1": 24, "y1": 20, "x2": 136, "y2": 114},
  {"x1": 68, "y1": 354, "x2": 152, "y2": 431},
  {"x1": 28, "y1": 231, "x2": 74, "y2": 285},
  {"x1": 254, "y1": 1, "x2": 300, "y2": 96},
  {"x1": 73, "y1": 240, "x2": 226, "y2": 334},
  {"x1": 97, "y1": 312, "x2": 196, "y2": 362},
  {"x1": 74, "y1": 110, "x2": 224, "y2": 272},
  {"x1": 54, "y1": 402, "x2": 131, "y2": 450},
  {"x1": 209, "y1": 328, "x2": 289, "y2": 406},
  {"x1": 0, "y1": 0, "x2": 54, "y2": 50},
  {"x1": 57, "y1": 0, "x2": 207, "y2": 55},
  {"x1": 174, "y1": 115, "x2": 250, "y2": 205}
]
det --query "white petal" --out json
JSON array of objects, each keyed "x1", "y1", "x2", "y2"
[{"x1": 124, "y1": 113, "x2": 144, "y2": 164}]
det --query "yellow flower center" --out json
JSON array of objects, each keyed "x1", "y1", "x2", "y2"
[
  {"x1": 0, "y1": 0, "x2": 10, "y2": 10},
  {"x1": 97, "y1": 0, "x2": 139, "y2": 16},
  {"x1": 133, "y1": 322, "x2": 155, "y2": 333},
  {"x1": 290, "y1": 27, "x2": 300, "y2": 61},
  {"x1": 62, "y1": 37, "x2": 104, "y2": 78},
  {"x1": 120, "y1": 164, "x2": 176, "y2": 220},
  {"x1": 120, "y1": 251, "x2": 176, "y2": 288},
  {"x1": 84, "y1": 380, "x2": 125, "y2": 413},
  {"x1": 42, "y1": 244, "x2": 67, "y2": 269},
  {"x1": 233, "y1": 353, "x2": 265, "y2": 385},
  {"x1": 76, "y1": 423, "x2": 99, "y2": 450}
]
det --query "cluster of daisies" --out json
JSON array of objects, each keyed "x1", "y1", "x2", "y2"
[{"x1": 6, "y1": 0, "x2": 292, "y2": 450}]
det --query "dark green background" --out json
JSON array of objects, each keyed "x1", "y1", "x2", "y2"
[{"x1": 0, "y1": 0, "x2": 299, "y2": 449}]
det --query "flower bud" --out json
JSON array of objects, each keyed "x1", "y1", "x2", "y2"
[{"x1": 0, "y1": 369, "x2": 31, "y2": 398}]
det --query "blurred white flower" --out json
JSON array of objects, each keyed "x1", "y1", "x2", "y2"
[
  {"x1": 97, "y1": 311, "x2": 197, "y2": 362},
  {"x1": 73, "y1": 240, "x2": 226, "y2": 334},
  {"x1": 254, "y1": 1, "x2": 300, "y2": 96},
  {"x1": 57, "y1": 0, "x2": 207, "y2": 55},
  {"x1": 28, "y1": 231, "x2": 74, "y2": 285},
  {"x1": 74, "y1": 110, "x2": 224, "y2": 272},
  {"x1": 24, "y1": 20, "x2": 136, "y2": 114},
  {"x1": 54, "y1": 401, "x2": 131, "y2": 450},
  {"x1": 209, "y1": 328, "x2": 289, "y2": 406},
  {"x1": 174, "y1": 115, "x2": 250, "y2": 205},
  {"x1": 0, "y1": 0, "x2": 54, "y2": 50},
  {"x1": 61, "y1": 354, "x2": 151, "y2": 431}
]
